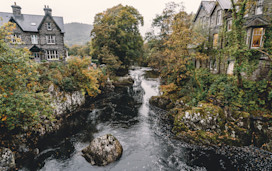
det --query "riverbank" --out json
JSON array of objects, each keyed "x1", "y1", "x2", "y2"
[
  {"x1": 0, "y1": 72, "x2": 135, "y2": 170},
  {"x1": 149, "y1": 93, "x2": 272, "y2": 153}
]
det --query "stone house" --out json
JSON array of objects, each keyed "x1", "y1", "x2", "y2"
[
  {"x1": 193, "y1": 0, "x2": 272, "y2": 79},
  {"x1": 0, "y1": 3, "x2": 67, "y2": 62}
]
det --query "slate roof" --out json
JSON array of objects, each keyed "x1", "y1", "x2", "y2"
[
  {"x1": 0, "y1": 12, "x2": 65, "y2": 33},
  {"x1": 203, "y1": 1, "x2": 216, "y2": 14},
  {"x1": 210, "y1": 0, "x2": 232, "y2": 16},
  {"x1": 193, "y1": 1, "x2": 216, "y2": 22},
  {"x1": 217, "y1": 0, "x2": 232, "y2": 10}
]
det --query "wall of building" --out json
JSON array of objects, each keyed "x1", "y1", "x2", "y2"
[
  {"x1": 8, "y1": 15, "x2": 66, "y2": 62},
  {"x1": 39, "y1": 16, "x2": 66, "y2": 60}
]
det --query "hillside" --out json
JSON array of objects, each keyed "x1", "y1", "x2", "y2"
[{"x1": 64, "y1": 22, "x2": 93, "y2": 46}]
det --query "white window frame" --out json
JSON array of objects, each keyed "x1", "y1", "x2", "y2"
[
  {"x1": 251, "y1": 27, "x2": 265, "y2": 49},
  {"x1": 11, "y1": 34, "x2": 21, "y2": 44},
  {"x1": 31, "y1": 35, "x2": 38, "y2": 44},
  {"x1": 227, "y1": 19, "x2": 232, "y2": 31},
  {"x1": 46, "y1": 50, "x2": 59, "y2": 60},
  {"x1": 46, "y1": 35, "x2": 56, "y2": 44},
  {"x1": 33, "y1": 52, "x2": 40, "y2": 59},
  {"x1": 46, "y1": 23, "x2": 52, "y2": 30}
]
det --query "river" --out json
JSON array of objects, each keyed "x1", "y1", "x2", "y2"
[{"x1": 21, "y1": 67, "x2": 272, "y2": 171}]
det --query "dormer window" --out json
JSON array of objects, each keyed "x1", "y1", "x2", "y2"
[
  {"x1": 46, "y1": 23, "x2": 52, "y2": 30},
  {"x1": 255, "y1": 0, "x2": 264, "y2": 15}
]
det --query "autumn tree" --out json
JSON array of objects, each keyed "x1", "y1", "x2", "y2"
[
  {"x1": 91, "y1": 4, "x2": 144, "y2": 74},
  {"x1": 147, "y1": 3, "x2": 206, "y2": 84},
  {"x1": 0, "y1": 23, "x2": 53, "y2": 131}
]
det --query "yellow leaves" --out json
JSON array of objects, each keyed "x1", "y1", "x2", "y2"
[
  {"x1": 1, "y1": 116, "x2": 7, "y2": 122},
  {"x1": 160, "y1": 83, "x2": 179, "y2": 95},
  {"x1": 27, "y1": 83, "x2": 32, "y2": 88}
]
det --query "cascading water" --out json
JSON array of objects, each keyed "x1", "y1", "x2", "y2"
[{"x1": 20, "y1": 67, "x2": 272, "y2": 171}]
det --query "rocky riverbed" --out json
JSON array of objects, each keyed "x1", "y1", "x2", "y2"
[{"x1": 1, "y1": 67, "x2": 271, "y2": 171}]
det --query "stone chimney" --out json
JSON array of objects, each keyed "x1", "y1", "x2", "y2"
[
  {"x1": 44, "y1": 5, "x2": 52, "y2": 16},
  {"x1": 11, "y1": 2, "x2": 21, "y2": 16}
]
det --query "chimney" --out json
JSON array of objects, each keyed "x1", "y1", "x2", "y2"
[
  {"x1": 11, "y1": 2, "x2": 21, "y2": 16},
  {"x1": 44, "y1": 5, "x2": 52, "y2": 16}
]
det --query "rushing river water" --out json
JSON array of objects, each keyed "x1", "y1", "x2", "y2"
[{"x1": 21, "y1": 67, "x2": 272, "y2": 171}]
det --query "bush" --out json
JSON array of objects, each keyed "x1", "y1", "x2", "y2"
[{"x1": 38, "y1": 57, "x2": 103, "y2": 97}]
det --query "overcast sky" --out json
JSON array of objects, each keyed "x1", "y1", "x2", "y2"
[{"x1": 0, "y1": 0, "x2": 202, "y2": 35}]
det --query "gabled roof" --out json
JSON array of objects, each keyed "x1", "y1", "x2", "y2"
[
  {"x1": 210, "y1": 0, "x2": 232, "y2": 16},
  {"x1": 0, "y1": 12, "x2": 65, "y2": 33},
  {"x1": 217, "y1": 0, "x2": 232, "y2": 10},
  {"x1": 30, "y1": 45, "x2": 44, "y2": 52},
  {"x1": 246, "y1": 17, "x2": 269, "y2": 28},
  {"x1": 193, "y1": 1, "x2": 216, "y2": 22}
]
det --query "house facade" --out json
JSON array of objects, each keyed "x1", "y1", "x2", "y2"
[
  {"x1": 0, "y1": 3, "x2": 67, "y2": 62},
  {"x1": 193, "y1": 0, "x2": 272, "y2": 79}
]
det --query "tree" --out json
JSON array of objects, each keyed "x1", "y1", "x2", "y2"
[
  {"x1": 147, "y1": 3, "x2": 206, "y2": 84},
  {"x1": 0, "y1": 23, "x2": 53, "y2": 131},
  {"x1": 91, "y1": 4, "x2": 144, "y2": 71},
  {"x1": 67, "y1": 56, "x2": 102, "y2": 97}
]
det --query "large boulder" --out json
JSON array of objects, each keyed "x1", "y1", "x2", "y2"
[
  {"x1": 176, "y1": 103, "x2": 225, "y2": 132},
  {"x1": 149, "y1": 96, "x2": 172, "y2": 110},
  {"x1": 82, "y1": 134, "x2": 123, "y2": 166},
  {"x1": 0, "y1": 148, "x2": 15, "y2": 171},
  {"x1": 113, "y1": 75, "x2": 134, "y2": 88}
]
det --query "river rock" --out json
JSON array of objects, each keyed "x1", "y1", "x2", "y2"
[
  {"x1": 149, "y1": 96, "x2": 172, "y2": 110},
  {"x1": 82, "y1": 134, "x2": 123, "y2": 166},
  {"x1": 0, "y1": 148, "x2": 15, "y2": 171},
  {"x1": 113, "y1": 75, "x2": 134, "y2": 88}
]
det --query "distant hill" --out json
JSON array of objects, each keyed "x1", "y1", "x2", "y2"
[{"x1": 64, "y1": 22, "x2": 93, "y2": 47}]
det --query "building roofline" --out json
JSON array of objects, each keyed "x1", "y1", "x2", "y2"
[{"x1": 194, "y1": 1, "x2": 216, "y2": 22}]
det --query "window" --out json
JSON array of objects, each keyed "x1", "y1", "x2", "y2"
[
  {"x1": 251, "y1": 28, "x2": 265, "y2": 48},
  {"x1": 213, "y1": 34, "x2": 219, "y2": 48},
  {"x1": 33, "y1": 52, "x2": 40, "y2": 59},
  {"x1": 216, "y1": 10, "x2": 222, "y2": 25},
  {"x1": 46, "y1": 35, "x2": 56, "y2": 44},
  {"x1": 46, "y1": 50, "x2": 59, "y2": 60},
  {"x1": 227, "y1": 20, "x2": 232, "y2": 31},
  {"x1": 255, "y1": 0, "x2": 264, "y2": 15},
  {"x1": 31, "y1": 35, "x2": 38, "y2": 44},
  {"x1": 46, "y1": 23, "x2": 52, "y2": 30},
  {"x1": 10, "y1": 34, "x2": 21, "y2": 44}
]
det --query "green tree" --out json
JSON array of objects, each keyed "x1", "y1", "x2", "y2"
[
  {"x1": 0, "y1": 23, "x2": 53, "y2": 131},
  {"x1": 91, "y1": 4, "x2": 144, "y2": 71}
]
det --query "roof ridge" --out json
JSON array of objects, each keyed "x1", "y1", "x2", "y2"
[{"x1": 0, "y1": 11, "x2": 63, "y2": 18}]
